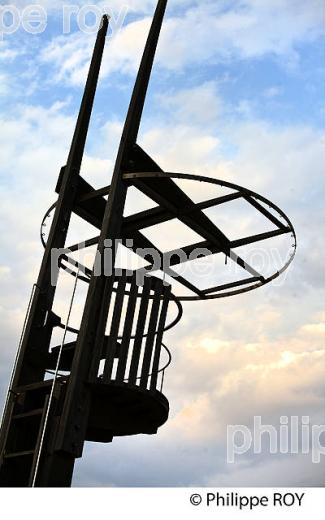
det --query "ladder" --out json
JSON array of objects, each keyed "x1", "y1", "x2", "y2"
[{"x1": 0, "y1": 378, "x2": 67, "y2": 486}]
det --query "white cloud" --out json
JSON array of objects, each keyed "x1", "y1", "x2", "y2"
[
  {"x1": 36, "y1": 0, "x2": 325, "y2": 87},
  {"x1": 157, "y1": 82, "x2": 223, "y2": 126},
  {"x1": 39, "y1": 16, "x2": 151, "y2": 86},
  {"x1": 157, "y1": 0, "x2": 325, "y2": 70},
  {"x1": 0, "y1": 73, "x2": 10, "y2": 96},
  {"x1": 0, "y1": 266, "x2": 11, "y2": 278},
  {"x1": 141, "y1": 123, "x2": 220, "y2": 172},
  {"x1": 0, "y1": 47, "x2": 21, "y2": 62},
  {"x1": 263, "y1": 86, "x2": 283, "y2": 98},
  {"x1": 301, "y1": 323, "x2": 325, "y2": 336}
]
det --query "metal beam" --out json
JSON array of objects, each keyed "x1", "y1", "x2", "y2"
[
  {"x1": 244, "y1": 195, "x2": 288, "y2": 231},
  {"x1": 122, "y1": 191, "x2": 243, "y2": 234},
  {"x1": 77, "y1": 185, "x2": 111, "y2": 203},
  {"x1": 231, "y1": 227, "x2": 291, "y2": 248},
  {"x1": 203, "y1": 276, "x2": 261, "y2": 295},
  {"x1": 161, "y1": 227, "x2": 291, "y2": 268}
]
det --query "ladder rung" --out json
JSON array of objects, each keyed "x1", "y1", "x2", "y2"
[
  {"x1": 4, "y1": 450, "x2": 35, "y2": 459},
  {"x1": 14, "y1": 377, "x2": 68, "y2": 394},
  {"x1": 12, "y1": 408, "x2": 44, "y2": 420}
]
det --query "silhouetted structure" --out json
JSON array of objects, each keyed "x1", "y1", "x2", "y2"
[{"x1": 0, "y1": 0, "x2": 296, "y2": 487}]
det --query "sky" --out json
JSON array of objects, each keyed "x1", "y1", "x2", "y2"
[{"x1": 1, "y1": 0, "x2": 325, "y2": 486}]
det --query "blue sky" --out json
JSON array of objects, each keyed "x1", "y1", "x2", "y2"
[{"x1": 1, "y1": 0, "x2": 325, "y2": 486}]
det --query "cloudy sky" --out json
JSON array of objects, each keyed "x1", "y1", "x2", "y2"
[{"x1": 1, "y1": 0, "x2": 325, "y2": 486}]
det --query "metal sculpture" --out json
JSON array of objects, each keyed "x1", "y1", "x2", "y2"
[{"x1": 0, "y1": 0, "x2": 296, "y2": 487}]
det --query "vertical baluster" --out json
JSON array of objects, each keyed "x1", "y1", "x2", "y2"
[
  {"x1": 128, "y1": 276, "x2": 152, "y2": 385},
  {"x1": 140, "y1": 278, "x2": 164, "y2": 389},
  {"x1": 102, "y1": 271, "x2": 127, "y2": 382},
  {"x1": 150, "y1": 284, "x2": 171, "y2": 391},
  {"x1": 115, "y1": 276, "x2": 139, "y2": 383}
]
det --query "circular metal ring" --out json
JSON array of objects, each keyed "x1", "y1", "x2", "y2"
[{"x1": 40, "y1": 172, "x2": 296, "y2": 301}]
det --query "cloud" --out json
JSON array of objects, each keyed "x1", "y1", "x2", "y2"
[
  {"x1": 39, "y1": 16, "x2": 151, "y2": 86},
  {"x1": 0, "y1": 46, "x2": 21, "y2": 62},
  {"x1": 263, "y1": 86, "x2": 283, "y2": 98},
  {"x1": 35, "y1": 0, "x2": 325, "y2": 87},
  {"x1": 0, "y1": 73, "x2": 10, "y2": 96},
  {"x1": 157, "y1": 0, "x2": 325, "y2": 70},
  {"x1": 157, "y1": 82, "x2": 223, "y2": 126},
  {"x1": 301, "y1": 323, "x2": 325, "y2": 336}
]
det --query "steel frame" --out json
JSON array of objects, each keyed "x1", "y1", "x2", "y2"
[{"x1": 0, "y1": 0, "x2": 296, "y2": 487}]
